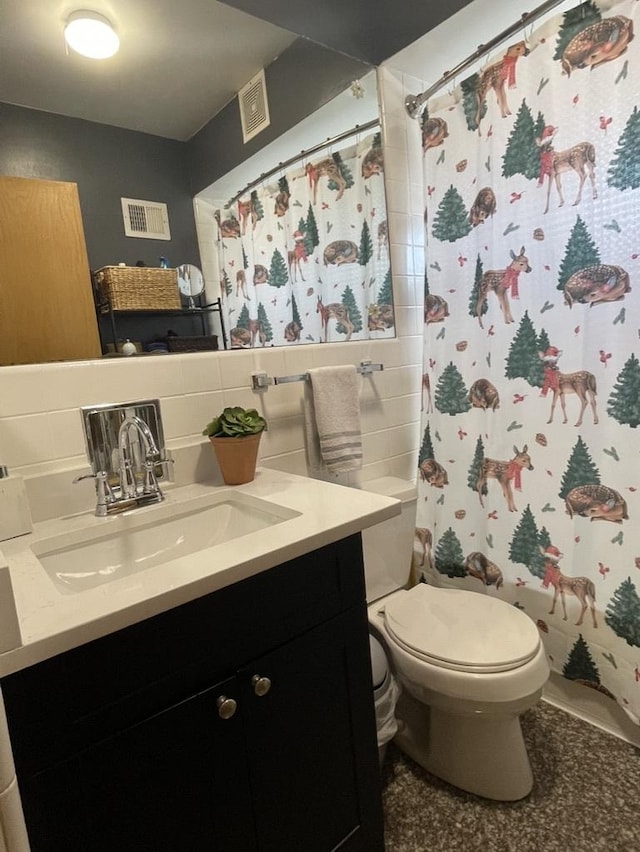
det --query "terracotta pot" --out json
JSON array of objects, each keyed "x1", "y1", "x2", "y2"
[{"x1": 209, "y1": 432, "x2": 262, "y2": 485}]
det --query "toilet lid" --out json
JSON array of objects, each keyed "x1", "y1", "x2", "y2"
[{"x1": 383, "y1": 585, "x2": 540, "y2": 673}]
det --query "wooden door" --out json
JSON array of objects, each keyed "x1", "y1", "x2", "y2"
[{"x1": 0, "y1": 175, "x2": 101, "y2": 365}]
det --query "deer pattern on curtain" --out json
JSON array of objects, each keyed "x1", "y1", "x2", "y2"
[
  {"x1": 417, "y1": 0, "x2": 640, "y2": 724},
  {"x1": 214, "y1": 132, "x2": 394, "y2": 348}
]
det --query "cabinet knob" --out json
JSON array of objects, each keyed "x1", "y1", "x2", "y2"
[
  {"x1": 251, "y1": 675, "x2": 272, "y2": 697},
  {"x1": 216, "y1": 695, "x2": 238, "y2": 719}
]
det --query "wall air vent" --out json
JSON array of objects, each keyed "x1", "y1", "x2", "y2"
[
  {"x1": 121, "y1": 198, "x2": 171, "y2": 240},
  {"x1": 238, "y1": 69, "x2": 271, "y2": 143}
]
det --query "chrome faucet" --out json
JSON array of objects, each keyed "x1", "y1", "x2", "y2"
[
  {"x1": 76, "y1": 399, "x2": 173, "y2": 517},
  {"x1": 117, "y1": 414, "x2": 164, "y2": 504}
]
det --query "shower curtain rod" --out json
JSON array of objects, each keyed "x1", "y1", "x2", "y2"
[
  {"x1": 405, "y1": 0, "x2": 567, "y2": 119},
  {"x1": 224, "y1": 118, "x2": 380, "y2": 208}
]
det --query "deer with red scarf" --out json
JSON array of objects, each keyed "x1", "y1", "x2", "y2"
[
  {"x1": 476, "y1": 444, "x2": 533, "y2": 513},
  {"x1": 474, "y1": 41, "x2": 530, "y2": 131},
  {"x1": 540, "y1": 545, "x2": 597, "y2": 628},
  {"x1": 475, "y1": 246, "x2": 531, "y2": 328}
]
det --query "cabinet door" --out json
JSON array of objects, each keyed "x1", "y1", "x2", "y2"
[
  {"x1": 240, "y1": 608, "x2": 384, "y2": 852},
  {"x1": 20, "y1": 677, "x2": 257, "y2": 852}
]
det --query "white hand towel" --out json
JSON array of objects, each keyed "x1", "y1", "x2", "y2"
[{"x1": 304, "y1": 366, "x2": 362, "y2": 473}]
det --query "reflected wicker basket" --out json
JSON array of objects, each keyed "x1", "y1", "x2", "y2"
[
  {"x1": 166, "y1": 335, "x2": 218, "y2": 352},
  {"x1": 95, "y1": 266, "x2": 180, "y2": 311}
]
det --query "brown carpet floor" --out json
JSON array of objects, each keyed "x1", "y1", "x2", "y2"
[{"x1": 382, "y1": 701, "x2": 640, "y2": 852}]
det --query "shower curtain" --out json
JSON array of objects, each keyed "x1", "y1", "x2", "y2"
[
  {"x1": 417, "y1": 0, "x2": 640, "y2": 724},
  {"x1": 214, "y1": 132, "x2": 393, "y2": 348}
]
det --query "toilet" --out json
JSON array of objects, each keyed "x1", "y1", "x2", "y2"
[{"x1": 361, "y1": 477, "x2": 549, "y2": 801}]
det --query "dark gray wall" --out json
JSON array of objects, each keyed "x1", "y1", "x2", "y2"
[
  {"x1": 188, "y1": 38, "x2": 372, "y2": 195},
  {"x1": 221, "y1": 0, "x2": 474, "y2": 66},
  {"x1": 0, "y1": 103, "x2": 200, "y2": 271},
  {"x1": 0, "y1": 38, "x2": 372, "y2": 263}
]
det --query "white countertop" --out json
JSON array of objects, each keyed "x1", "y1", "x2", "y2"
[{"x1": 0, "y1": 470, "x2": 400, "y2": 676}]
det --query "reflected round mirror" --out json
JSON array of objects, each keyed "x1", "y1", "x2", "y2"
[{"x1": 177, "y1": 264, "x2": 205, "y2": 308}]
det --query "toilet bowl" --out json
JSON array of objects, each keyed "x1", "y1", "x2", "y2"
[{"x1": 361, "y1": 477, "x2": 550, "y2": 801}]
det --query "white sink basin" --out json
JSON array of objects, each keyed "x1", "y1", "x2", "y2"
[{"x1": 31, "y1": 491, "x2": 300, "y2": 595}]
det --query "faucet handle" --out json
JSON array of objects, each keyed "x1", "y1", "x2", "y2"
[
  {"x1": 148, "y1": 455, "x2": 175, "y2": 478},
  {"x1": 73, "y1": 470, "x2": 116, "y2": 517},
  {"x1": 142, "y1": 459, "x2": 162, "y2": 496}
]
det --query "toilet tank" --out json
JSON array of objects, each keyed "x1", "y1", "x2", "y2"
[{"x1": 360, "y1": 477, "x2": 417, "y2": 603}]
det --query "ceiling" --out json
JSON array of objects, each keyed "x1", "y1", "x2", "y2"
[
  {"x1": 0, "y1": 0, "x2": 297, "y2": 141},
  {"x1": 0, "y1": 0, "x2": 473, "y2": 142}
]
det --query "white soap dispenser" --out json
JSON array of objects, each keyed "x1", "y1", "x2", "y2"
[{"x1": 0, "y1": 465, "x2": 33, "y2": 542}]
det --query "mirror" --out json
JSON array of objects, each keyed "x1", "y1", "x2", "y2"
[
  {"x1": 177, "y1": 265, "x2": 205, "y2": 309},
  {"x1": 196, "y1": 70, "x2": 392, "y2": 349},
  {"x1": 0, "y1": 6, "x2": 381, "y2": 365}
]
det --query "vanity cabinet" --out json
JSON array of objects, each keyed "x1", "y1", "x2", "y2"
[{"x1": 1, "y1": 535, "x2": 384, "y2": 852}]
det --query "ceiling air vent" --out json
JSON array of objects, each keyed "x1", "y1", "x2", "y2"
[
  {"x1": 238, "y1": 69, "x2": 270, "y2": 143},
  {"x1": 121, "y1": 198, "x2": 171, "y2": 240}
]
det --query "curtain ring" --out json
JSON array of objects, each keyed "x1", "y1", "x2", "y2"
[{"x1": 523, "y1": 20, "x2": 534, "y2": 46}]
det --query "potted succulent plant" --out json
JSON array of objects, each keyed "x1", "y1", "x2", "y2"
[{"x1": 203, "y1": 406, "x2": 267, "y2": 485}]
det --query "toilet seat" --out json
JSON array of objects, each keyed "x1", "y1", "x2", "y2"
[{"x1": 383, "y1": 585, "x2": 540, "y2": 673}]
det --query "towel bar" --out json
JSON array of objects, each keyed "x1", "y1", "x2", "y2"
[{"x1": 251, "y1": 361, "x2": 383, "y2": 392}]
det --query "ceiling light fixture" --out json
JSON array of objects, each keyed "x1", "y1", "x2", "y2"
[{"x1": 64, "y1": 10, "x2": 120, "y2": 59}]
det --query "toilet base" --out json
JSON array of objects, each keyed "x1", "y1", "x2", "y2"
[{"x1": 393, "y1": 690, "x2": 537, "y2": 801}]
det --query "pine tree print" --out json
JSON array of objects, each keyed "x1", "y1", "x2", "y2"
[
  {"x1": 268, "y1": 248, "x2": 289, "y2": 288},
  {"x1": 605, "y1": 577, "x2": 640, "y2": 647},
  {"x1": 250, "y1": 190, "x2": 264, "y2": 222},
  {"x1": 338, "y1": 286, "x2": 363, "y2": 334},
  {"x1": 435, "y1": 528, "x2": 466, "y2": 578},
  {"x1": 257, "y1": 302, "x2": 273, "y2": 344},
  {"x1": 297, "y1": 217, "x2": 314, "y2": 258},
  {"x1": 553, "y1": 1, "x2": 601, "y2": 61},
  {"x1": 291, "y1": 294, "x2": 302, "y2": 331},
  {"x1": 242, "y1": 246, "x2": 249, "y2": 270},
  {"x1": 563, "y1": 634, "x2": 600, "y2": 684},
  {"x1": 531, "y1": 329, "x2": 551, "y2": 388},
  {"x1": 559, "y1": 436, "x2": 601, "y2": 500},
  {"x1": 468, "y1": 255, "x2": 487, "y2": 319},
  {"x1": 535, "y1": 527, "x2": 552, "y2": 576},
  {"x1": 359, "y1": 220, "x2": 373, "y2": 266},
  {"x1": 329, "y1": 152, "x2": 354, "y2": 192},
  {"x1": 502, "y1": 100, "x2": 540, "y2": 180},
  {"x1": 460, "y1": 74, "x2": 485, "y2": 132},
  {"x1": 237, "y1": 304, "x2": 250, "y2": 330},
  {"x1": 608, "y1": 106, "x2": 640, "y2": 190},
  {"x1": 221, "y1": 270, "x2": 232, "y2": 298},
  {"x1": 419, "y1": 424, "x2": 435, "y2": 465},
  {"x1": 607, "y1": 354, "x2": 640, "y2": 428},
  {"x1": 557, "y1": 216, "x2": 600, "y2": 291},
  {"x1": 509, "y1": 505, "x2": 543, "y2": 576},
  {"x1": 467, "y1": 436, "x2": 487, "y2": 495},
  {"x1": 505, "y1": 312, "x2": 541, "y2": 386},
  {"x1": 378, "y1": 268, "x2": 393, "y2": 305},
  {"x1": 431, "y1": 185, "x2": 471, "y2": 242},
  {"x1": 534, "y1": 111, "x2": 545, "y2": 141},
  {"x1": 305, "y1": 204, "x2": 320, "y2": 251},
  {"x1": 435, "y1": 363, "x2": 471, "y2": 415}
]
